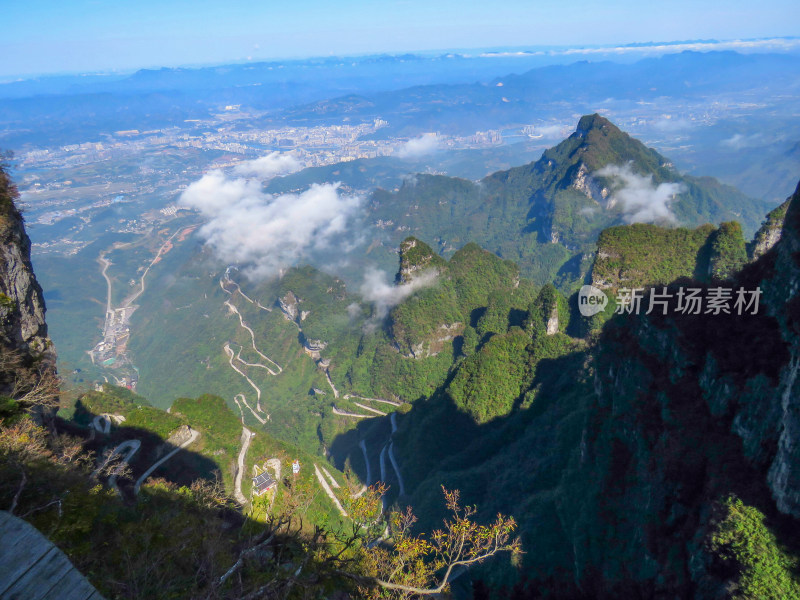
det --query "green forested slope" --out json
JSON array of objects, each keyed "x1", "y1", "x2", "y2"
[{"x1": 376, "y1": 183, "x2": 800, "y2": 598}]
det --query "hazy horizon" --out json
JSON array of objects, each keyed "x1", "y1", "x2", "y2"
[{"x1": 2, "y1": 0, "x2": 799, "y2": 79}]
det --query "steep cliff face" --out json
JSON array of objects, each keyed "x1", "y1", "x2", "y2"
[
  {"x1": 750, "y1": 197, "x2": 789, "y2": 260},
  {"x1": 577, "y1": 180, "x2": 800, "y2": 595},
  {"x1": 756, "y1": 182, "x2": 800, "y2": 516},
  {"x1": 0, "y1": 166, "x2": 54, "y2": 396}
]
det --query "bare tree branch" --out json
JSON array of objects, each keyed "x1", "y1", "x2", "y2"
[{"x1": 8, "y1": 466, "x2": 26, "y2": 514}]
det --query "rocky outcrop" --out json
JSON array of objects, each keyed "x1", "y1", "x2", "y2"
[
  {"x1": 571, "y1": 162, "x2": 609, "y2": 204},
  {"x1": 278, "y1": 291, "x2": 301, "y2": 323},
  {"x1": 398, "y1": 322, "x2": 463, "y2": 359},
  {"x1": 545, "y1": 306, "x2": 559, "y2": 335},
  {"x1": 0, "y1": 167, "x2": 55, "y2": 397},
  {"x1": 301, "y1": 333, "x2": 328, "y2": 354},
  {"x1": 166, "y1": 424, "x2": 195, "y2": 447},
  {"x1": 750, "y1": 197, "x2": 789, "y2": 260},
  {"x1": 396, "y1": 237, "x2": 446, "y2": 284}
]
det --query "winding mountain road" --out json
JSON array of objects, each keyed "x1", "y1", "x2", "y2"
[
  {"x1": 91, "y1": 229, "x2": 184, "y2": 387},
  {"x1": 134, "y1": 427, "x2": 200, "y2": 495},
  {"x1": 234, "y1": 345, "x2": 276, "y2": 373},
  {"x1": 127, "y1": 229, "x2": 182, "y2": 307},
  {"x1": 101, "y1": 439, "x2": 141, "y2": 496},
  {"x1": 314, "y1": 464, "x2": 348, "y2": 517},
  {"x1": 343, "y1": 394, "x2": 401, "y2": 407},
  {"x1": 324, "y1": 369, "x2": 340, "y2": 398},
  {"x1": 379, "y1": 444, "x2": 389, "y2": 509},
  {"x1": 234, "y1": 392, "x2": 267, "y2": 425},
  {"x1": 93, "y1": 415, "x2": 111, "y2": 435},
  {"x1": 320, "y1": 466, "x2": 340, "y2": 489},
  {"x1": 233, "y1": 427, "x2": 255, "y2": 505},
  {"x1": 220, "y1": 270, "x2": 282, "y2": 375},
  {"x1": 234, "y1": 396, "x2": 246, "y2": 423},
  {"x1": 353, "y1": 402, "x2": 387, "y2": 416},
  {"x1": 223, "y1": 301, "x2": 281, "y2": 375},
  {"x1": 224, "y1": 344, "x2": 271, "y2": 418},
  {"x1": 359, "y1": 439, "x2": 372, "y2": 485},
  {"x1": 99, "y1": 256, "x2": 113, "y2": 315},
  {"x1": 221, "y1": 267, "x2": 273, "y2": 312},
  {"x1": 332, "y1": 407, "x2": 376, "y2": 419},
  {"x1": 361, "y1": 411, "x2": 406, "y2": 512}
]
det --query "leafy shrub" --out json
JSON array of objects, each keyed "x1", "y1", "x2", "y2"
[{"x1": 710, "y1": 495, "x2": 800, "y2": 599}]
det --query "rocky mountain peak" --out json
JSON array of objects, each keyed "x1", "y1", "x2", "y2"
[{"x1": 574, "y1": 113, "x2": 619, "y2": 138}]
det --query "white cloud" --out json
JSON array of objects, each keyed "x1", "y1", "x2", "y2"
[
  {"x1": 481, "y1": 40, "x2": 800, "y2": 59},
  {"x1": 359, "y1": 267, "x2": 439, "y2": 321},
  {"x1": 181, "y1": 170, "x2": 362, "y2": 280},
  {"x1": 347, "y1": 302, "x2": 362, "y2": 320},
  {"x1": 597, "y1": 163, "x2": 685, "y2": 224},
  {"x1": 720, "y1": 133, "x2": 762, "y2": 150},
  {"x1": 232, "y1": 152, "x2": 302, "y2": 179},
  {"x1": 397, "y1": 134, "x2": 439, "y2": 159},
  {"x1": 652, "y1": 117, "x2": 692, "y2": 132},
  {"x1": 556, "y1": 37, "x2": 800, "y2": 57},
  {"x1": 400, "y1": 173, "x2": 418, "y2": 187},
  {"x1": 536, "y1": 124, "x2": 570, "y2": 139}
]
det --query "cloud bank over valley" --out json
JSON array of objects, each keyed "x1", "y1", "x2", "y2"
[
  {"x1": 181, "y1": 165, "x2": 362, "y2": 280},
  {"x1": 597, "y1": 163, "x2": 685, "y2": 224}
]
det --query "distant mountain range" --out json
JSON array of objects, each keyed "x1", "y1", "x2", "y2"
[
  {"x1": 3, "y1": 49, "x2": 800, "y2": 151},
  {"x1": 280, "y1": 51, "x2": 800, "y2": 135},
  {"x1": 359, "y1": 114, "x2": 772, "y2": 285}
]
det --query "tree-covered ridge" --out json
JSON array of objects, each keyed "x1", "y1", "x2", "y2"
[
  {"x1": 352, "y1": 237, "x2": 535, "y2": 410},
  {"x1": 447, "y1": 328, "x2": 532, "y2": 424},
  {"x1": 524, "y1": 283, "x2": 570, "y2": 336},
  {"x1": 273, "y1": 265, "x2": 353, "y2": 345},
  {"x1": 592, "y1": 222, "x2": 716, "y2": 289},
  {"x1": 591, "y1": 218, "x2": 756, "y2": 294},
  {"x1": 76, "y1": 384, "x2": 185, "y2": 439},
  {"x1": 388, "y1": 239, "x2": 522, "y2": 357},
  {"x1": 444, "y1": 282, "x2": 579, "y2": 425},
  {"x1": 120, "y1": 116, "x2": 777, "y2": 462}
]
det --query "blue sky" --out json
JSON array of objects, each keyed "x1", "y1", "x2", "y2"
[{"x1": 1, "y1": 0, "x2": 798, "y2": 77}]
